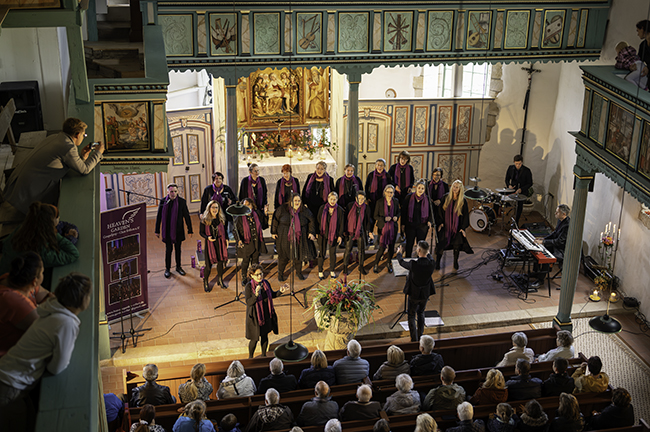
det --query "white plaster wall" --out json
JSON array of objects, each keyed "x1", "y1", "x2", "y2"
[
  {"x1": 358, "y1": 65, "x2": 423, "y2": 99},
  {"x1": 166, "y1": 70, "x2": 209, "y2": 111}
]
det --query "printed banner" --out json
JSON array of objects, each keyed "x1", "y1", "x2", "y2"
[{"x1": 100, "y1": 203, "x2": 149, "y2": 321}]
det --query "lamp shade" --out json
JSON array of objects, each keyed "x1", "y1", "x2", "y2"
[
  {"x1": 589, "y1": 314, "x2": 622, "y2": 333},
  {"x1": 226, "y1": 203, "x2": 252, "y2": 217},
  {"x1": 274, "y1": 340, "x2": 309, "y2": 362}
]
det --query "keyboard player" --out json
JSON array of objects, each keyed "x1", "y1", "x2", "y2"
[{"x1": 530, "y1": 204, "x2": 571, "y2": 288}]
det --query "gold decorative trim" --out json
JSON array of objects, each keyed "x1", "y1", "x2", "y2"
[
  {"x1": 573, "y1": 173, "x2": 594, "y2": 180},
  {"x1": 553, "y1": 317, "x2": 572, "y2": 327},
  {"x1": 582, "y1": 76, "x2": 650, "y2": 117}
]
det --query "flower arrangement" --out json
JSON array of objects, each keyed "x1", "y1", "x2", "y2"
[
  {"x1": 311, "y1": 278, "x2": 379, "y2": 331},
  {"x1": 593, "y1": 274, "x2": 611, "y2": 291},
  {"x1": 601, "y1": 235, "x2": 614, "y2": 247}
]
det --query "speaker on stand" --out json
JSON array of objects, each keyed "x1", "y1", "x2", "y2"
[{"x1": 0, "y1": 81, "x2": 44, "y2": 143}]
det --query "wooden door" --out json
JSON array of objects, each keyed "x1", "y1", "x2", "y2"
[{"x1": 345, "y1": 108, "x2": 392, "y2": 179}]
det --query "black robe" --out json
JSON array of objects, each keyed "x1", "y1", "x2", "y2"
[
  {"x1": 154, "y1": 196, "x2": 193, "y2": 243},
  {"x1": 434, "y1": 195, "x2": 473, "y2": 254},
  {"x1": 401, "y1": 192, "x2": 434, "y2": 227},
  {"x1": 274, "y1": 177, "x2": 301, "y2": 210},
  {"x1": 245, "y1": 280, "x2": 280, "y2": 341},
  {"x1": 373, "y1": 197, "x2": 401, "y2": 240},
  {"x1": 365, "y1": 170, "x2": 391, "y2": 212},
  {"x1": 236, "y1": 209, "x2": 268, "y2": 258},
  {"x1": 199, "y1": 218, "x2": 228, "y2": 262},
  {"x1": 271, "y1": 204, "x2": 317, "y2": 262},
  {"x1": 388, "y1": 163, "x2": 415, "y2": 203},
  {"x1": 335, "y1": 175, "x2": 363, "y2": 209},
  {"x1": 316, "y1": 204, "x2": 345, "y2": 248},
  {"x1": 345, "y1": 201, "x2": 374, "y2": 240},
  {"x1": 239, "y1": 175, "x2": 268, "y2": 208},
  {"x1": 302, "y1": 173, "x2": 335, "y2": 219},
  {"x1": 200, "y1": 183, "x2": 236, "y2": 215},
  {"x1": 505, "y1": 164, "x2": 534, "y2": 196},
  {"x1": 428, "y1": 180, "x2": 449, "y2": 214}
]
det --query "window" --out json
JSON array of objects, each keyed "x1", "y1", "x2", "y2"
[
  {"x1": 422, "y1": 63, "x2": 491, "y2": 98},
  {"x1": 462, "y1": 63, "x2": 492, "y2": 98}
]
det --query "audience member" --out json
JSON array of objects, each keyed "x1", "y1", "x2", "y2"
[
  {"x1": 636, "y1": 20, "x2": 650, "y2": 84},
  {"x1": 423, "y1": 366, "x2": 466, "y2": 411},
  {"x1": 516, "y1": 400, "x2": 549, "y2": 432},
  {"x1": 614, "y1": 41, "x2": 648, "y2": 88},
  {"x1": 505, "y1": 359, "x2": 542, "y2": 401},
  {"x1": 374, "y1": 418, "x2": 391, "y2": 432},
  {"x1": 219, "y1": 413, "x2": 242, "y2": 432},
  {"x1": 104, "y1": 393, "x2": 124, "y2": 432},
  {"x1": 178, "y1": 363, "x2": 213, "y2": 403},
  {"x1": 572, "y1": 356, "x2": 609, "y2": 394},
  {"x1": 373, "y1": 345, "x2": 410, "y2": 381},
  {"x1": 339, "y1": 384, "x2": 381, "y2": 421},
  {"x1": 324, "y1": 419, "x2": 342, "y2": 432},
  {"x1": 173, "y1": 400, "x2": 216, "y2": 432},
  {"x1": 549, "y1": 393, "x2": 585, "y2": 432},
  {"x1": 130, "y1": 364, "x2": 176, "y2": 407},
  {"x1": 296, "y1": 381, "x2": 339, "y2": 427},
  {"x1": 0, "y1": 252, "x2": 55, "y2": 356},
  {"x1": 487, "y1": 403, "x2": 517, "y2": 432},
  {"x1": 299, "y1": 350, "x2": 336, "y2": 389},
  {"x1": 130, "y1": 403, "x2": 166, "y2": 432},
  {"x1": 409, "y1": 335, "x2": 444, "y2": 377},
  {"x1": 289, "y1": 428, "x2": 304, "y2": 432},
  {"x1": 588, "y1": 387, "x2": 634, "y2": 430},
  {"x1": 332, "y1": 340, "x2": 370, "y2": 384},
  {"x1": 257, "y1": 358, "x2": 298, "y2": 394},
  {"x1": 0, "y1": 273, "x2": 91, "y2": 409},
  {"x1": 537, "y1": 331, "x2": 575, "y2": 363},
  {"x1": 542, "y1": 358, "x2": 575, "y2": 397},
  {"x1": 469, "y1": 369, "x2": 508, "y2": 405},
  {"x1": 415, "y1": 413, "x2": 437, "y2": 432},
  {"x1": 446, "y1": 402, "x2": 486, "y2": 432},
  {"x1": 496, "y1": 332, "x2": 535, "y2": 367},
  {"x1": 217, "y1": 360, "x2": 256, "y2": 399},
  {"x1": 0, "y1": 202, "x2": 79, "y2": 279},
  {"x1": 383, "y1": 373, "x2": 421, "y2": 415},
  {"x1": 245, "y1": 389, "x2": 295, "y2": 432}
]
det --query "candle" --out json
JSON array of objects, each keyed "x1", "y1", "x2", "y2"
[
  {"x1": 604, "y1": 224, "x2": 608, "y2": 234},
  {"x1": 251, "y1": 133, "x2": 256, "y2": 141},
  {"x1": 610, "y1": 292, "x2": 617, "y2": 299},
  {"x1": 618, "y1": 229, "x2": 621, "y2": 242},
  {"x1": 593, "y1": 289, "x2": 598, "y2": 296},
  {"x1": 613, "y1": 224, "x2": 616, "y2": 236},
  {"x1": 600, "y1": 232, "x2": 603, "y2": 239},
  {"x1": 243, "y1": 134, "x2": 249, "y2": 148}
]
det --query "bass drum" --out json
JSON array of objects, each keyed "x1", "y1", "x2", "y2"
[{"x1": 469, "y1": 206, "x2": 496, "y2": 232}]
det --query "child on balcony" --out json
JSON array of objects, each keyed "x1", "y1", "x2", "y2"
[{"x1": 615, "y1": 41, "x2": 648, "y2": 90}]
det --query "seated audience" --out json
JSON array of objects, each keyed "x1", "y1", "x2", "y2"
[
  {"x1": 446, "y1": 402, "x2": 486, "y2": 432},
  {"x1": 178, "y1": 363, "x2": 213, "y2": 403},
  {"x1": 130, "y1": 403, "x2": 166, "y2": 432},
  {"x1": 549, "y1": 393, "x2": 584, "y2": 432},
  {"x1": 0, "y1": 252, "x2": 55, "y2": 356},
  {"x1": 516, "y1": 400, "x2": 549, "y2": 432},
  {"x1": 487, "y1": 403, "x2": 517, "y2": 432},
  {"x1": 496, "y1": 332, "x2": 535, "y2": 367},
  {"x1": 173, "y1": 400, "x2": 215, "y2": 432},
  {"x1": 298, "y1": 350, "x2": 336, "y2": 389},
  {"x1": 572, "y1": 356, "x2": 609, "y2": 394},
  {"x1": 245, "y1": 388, "x2": 295, "y2": 432},
  {"x1": 339, "y1": 384, "x2": 381, "y2": 421},
  {"x1": 423, "y1": 366, "x2": 466, "y2": 411},
  {"x1": 537, "y1": 331, "x2": 575, "y2": 363},
  {"x1": 383, "y1": 373, "x2": 421, "y2": 415},
  {"x1": 217, "y1": 360, "x2": 256, "y2": 399},
  {"x1": 296, "y1": 381, "x2": 339, "y2": 427},
  {"x1": 415, "y1": 413, "x2": 437, "y2": 432},
  {"x1": 289, "y1": 428, "x2": 304, "y2": 432},
  {"x1": 0, "y1": 273, "x2": 91, "y2": 408},
  {"x1": 469, "y1": 369, "x2": 508, "y2": 406},
  {"x1": 588, "y1": 387, "x2": 635, "y2": 430},
  {"x1": 324, "y1": 419, "x2": 342, "y2": 432},
  {"x1": 506, "y1": 359, "x2": 542, "y2": 401},
  {"x1": 373, "y1": 345, "x2": 410, "y2": 381},
  {"x1": 542, "y1": 358, "x2": 575, "y2": 397},
  {"x1": 130, "y1": 364, "x2": 176, "y2": 407},
  {"x1": 332, "y1": 339, "x2": 370, "y2": 384},
  {"x1": 615, "y1": 41, "x2": 648, "y2": 89},
  {"x1": 104, "y1": 393, "x2": 124, "y2": 432},
  {"x1": 257, "y1": 358, "x2": 298, "y2": 394},
  {"x1": 219, "y1": 413, "x2": 242, "y2": 432},
  {"x1": 374, "y1": 418, "x2": 391, "y2": 432},
  {"x1": 410, "y1": 335, "x2": 444, "y2": 377}
]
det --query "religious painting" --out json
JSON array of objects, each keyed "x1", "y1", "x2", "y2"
[
  {"x1": 209, "y1": 13, "x2": 237, "y2": 55},
  {"x1": 122, "y1": 173, "x2": 158, "y2": 207},
  {"x1": 466, "y1": 11, "x2": 492, "y2": 50},
  {"x1": 605, "y1": 103, "x2": 635, "y2": 163},
  {"x1": 639, "y1": 121, "x2": 650, "y2": 179},
  {"x1": 393, "y1": 107, "x2": 409, "y2": 146},
  {"x1": 187, "y1": 134, "x2": 200, "y2": 164},
  {"x1": 109, "y1": 257, "x2": 138, "y2": 283},
  {"x1": 305, "y1": 67, "x2": 330, "y2": 123},
  {"x1": 102, "y1": 102, "x2": 150, "y2": 152},
  {"x1": 249, "y1": 67, "x2": 303, "y2": 126},
  {"x1": 542, "y1": 10, "x2": 565, "y2": 49},
  {"x1": 427, "y1": 11, "x2": 453, "y2": 51},
  {"x1": 368, "y1": 123, "x2": 379, "y2": 152},
  {"x1": 437, "y1": 106, "x2": 452, "y2": 144},
  {"x1": 338, "y1": 12, "x2": 369, "y2": 53},
  {"x1": 589, "y1": 93, "x2": 607, "y2": 146},
  {"x1": 174, "y1": 176, "x2": 187, "y2": 199},
  {"x1": 384, "y1": 11, "x2": 413, "y2": 52},
  {"x1": 237, "y1": 77, "x2": 248, "y2": 125},
  {"x1": 172, "y1": 135, "x2": 184, "y2": 165},
  {"x1": 254, "y1": 13, "x2": 280, "y2": 55},
  {"x1": 159, "y1": 15, "x2": 194, "y2": 56},
  {"x1": 189, "y1": 174, "x2": 201, "y2": 203},
  {"x1": 504, "y1": 11, "x2": 530, "y2": 49},
  {"x1": 456, "y1": 105, "x2": 472, "y2": 144},
  {"x1": 297, "y1": 13, "x2": 322, "y2": 54},
  {"x1": 413, "y1": 106, "x2": 428, "y2": 145},
  {"x1": 106, "y1": 234, "x2": 141, "y2": 264},
  {"x1": 108, "y1": 275, "x2": 142, "y2": 305}
]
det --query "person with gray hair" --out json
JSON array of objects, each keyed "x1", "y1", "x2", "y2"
[
  {"x1": 339, "y1": 384, "x2": 381, "y2": 421},
  {"x1": 217, "y1": 360, "x2": 257, "y2": 399},
  {"x1": 129, "y1": 364, "x2": 176, "y2": 407},
  {"x1": 423, "y1": 366, "x2": 466, "y2": 411},
  {"x1": 296, "y1": 381, "x2": 339, "y2": 427},
  {"x1": 257, "y1": 358, "x2": 298, "y2": 395},
  {"x1": 531, "y1": 204, "x2": 571, "y2": 289},
  {"x1": 496, "y1": 332, "x2": 535, "y2": 367},
  {"x1": 245, "y1": 388, "x2": 295, "y2": 432},
  {"x1": 373, "y1": 418, "x2": 391, "y2": 432},
  {"x1": 383, "y1": 373, "x2": 421, "y2": 415},
  {"x1": 373, "y1": 345, "x2": 410, "y2": 381},
  {"x1": 410, "y1": 335, "x2": 444, "y2": 377},
  {"x1": 537, "y1": 330, "x2": 575, "y2": 363},
  {"x1": 324, "y1": 419, "x2": 342, "y2": 432},
  {"x1": 446, "y1": 402, "x2": 486, "y2": 432},
  {"x1": 333, "y1": 339, "x2": 370, "y2": 384}
]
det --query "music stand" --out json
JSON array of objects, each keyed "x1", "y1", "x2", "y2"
[
  {"x1": 214, "y1": 203, "x2": 251, "y2": 310},
  {"x1": 110, "y1": 267, "x2": 152, "y2": 353}
]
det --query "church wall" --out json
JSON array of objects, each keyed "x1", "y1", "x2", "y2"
[{"x1": 358, "y1": 65, "x2": 422, "y2": 100}]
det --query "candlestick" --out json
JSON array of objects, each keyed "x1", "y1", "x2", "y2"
[
  {"x1": 618, "y1": 229, "x2": 621, "y2": 242},
  {"x1": 600, "y1": 232, "x2": 603, "y2": 239},
  {"x1": 243, "y1": 134, "x2": 249, "y2": 148}
]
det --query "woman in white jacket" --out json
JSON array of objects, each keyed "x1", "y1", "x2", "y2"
[{"x1": 217, "y1": 360, "x2": 257, "y2": 399}]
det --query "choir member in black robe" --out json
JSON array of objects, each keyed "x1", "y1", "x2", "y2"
[
  {"x1": 401, "y1": 180, "x2": 434, "y2": 258},
  {"x1": 200, "y1": 171, "x2": 236, "y2": 215},
  {"x1": 274, "y1": 164, "x2": 301, "y2": 211},
  {"x1": 365, "y1": 158, "x2": 391, "y2": 221},
  {"x1": 343, "y1": 191, "x2": 374, "y2": 275},
  {"x1": 316, "y1": 192, "x2": 345, "y2": 279},
  {"x1": 435, "y1": 180, "x2": 473, "y2": 271},
  {"x1": 388, "y1": 150, "x2": 415, "y2": 205},
  {"x1": 200, "y1": 200, "x2": 229, "y2": 291},
  {"x1": 335, "y1": 164, "x2": 363, "y2": 209},
  {"x1": 239, "y1": 163, "x2": 269, "y2": 229},
  {"x1": 236, "y1": 198, "x2": 268, "y2": 286},
  {"x1": 302, "y1": 161, "x2": 335, "y2": 219},
  {"x1": 373, "y1": 185, "x2": 400, "y2": 274},
  {"x1": 155, "y1": 183, "x2": 193, "y2": 279},
  {"x1": 427, "y1": 168, "x2": 449, "y2": 215}
]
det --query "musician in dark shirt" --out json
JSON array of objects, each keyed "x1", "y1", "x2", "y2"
[
  {"x1": 504, "y1": 154, "x2": 533, "y2": 225},
  {"x1": 531, "y1": 204, "x2": 570, "y2": 288}
]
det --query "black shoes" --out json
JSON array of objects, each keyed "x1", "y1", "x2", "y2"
[
  {"x1": 360, "y1": 266, "x2": 368, "y2": 275},
  {"x1": 387, "y1": 263, "x2": 393, "y2": 273},
  {"x1": 373, "y1": 264, "x2": 379, "y2": 274},
  {"x1": 203, "y1": 279, "x2": 212, "y2": 292},
  {"x1": 296, "y1": 272, "x2": 306, "y2": 280},
  {"x1": 164, "y1": 269, "x2": 171, "y2": 278},
  {"x1": 530, "y1": 279, "x2": 544, "y2": 288},
  {"x1": 278, "y1": 273, "x2": 287, "y2": 282},
  {"x1": 453, "y1": 260, "x2": 459, "y2": 270},
  {"x1": 219, "y1": 277, "x2": 228, "y2": 289},
  {"x1": 176, "y1": 267, "x2": 186, "y2": 276}
]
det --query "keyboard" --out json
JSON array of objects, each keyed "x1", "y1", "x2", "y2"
[{"x1": 511, "y1": 229, "x2": 557, "y2": 265}]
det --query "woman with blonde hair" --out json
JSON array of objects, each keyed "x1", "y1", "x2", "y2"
[
  {"x1": 200, "y1": 200, "x2": 228, "y2": 291},
  {"x1": 550, "y1": 393, "x2": 584, "y2": 432},
  {"x1": 217, "y1": 360, "x2": 257, "y2": 399},
  {"x1": 178, "y1": 363, "x2": 213, "y2": 403},
  {"x1": 373, "y1": 184, "x2": 400, "y2": 274},
  {"x1": 373, "y1": 345, "x2": 410, "y2": 381},
  {"x1": 298, "y1": 349, "x2": 336, "y2": 389},
  {"x1": 435, "y1": 179, "x2": 473, "y2": 271},
  {"x1": 172, "y1": 400, "x2": 216, "y2": 431},
  {"x1": 469, "y1": 369, "x2": 508, "y2": 405},
  {"x1": 415, "y1": 413, "x2": 438, "y2": 432}
]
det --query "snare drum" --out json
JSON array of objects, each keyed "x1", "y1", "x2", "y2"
[{"x1": 469, "y1": 206, "x2": 497, "y2": 232}]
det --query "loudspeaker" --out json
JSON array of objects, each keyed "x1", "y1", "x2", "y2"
[{"x1": 0, "y1": 80, "x2": 44, "y2": 143}]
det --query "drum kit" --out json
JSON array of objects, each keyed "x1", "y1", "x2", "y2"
[{"x1": 464, "y1": 177, "x2": 528, "y2": 235}]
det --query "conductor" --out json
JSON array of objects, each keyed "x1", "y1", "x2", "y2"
[{"x1": 396, "y1": 241, "x2": 436, "y2": 342}]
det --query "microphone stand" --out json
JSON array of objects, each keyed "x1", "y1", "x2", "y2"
[
  {"x1": 214, "y1": 204, "x2": 250, "y2": 310},
  {"x1": 110, "y1": 267, "x2": 151, "y2": 353},
  {"x1": 116, "y1": 188, "x2": 163, "y2": 205},
  {"x1": 287, "y1": 210, "x2": 307, "y2": 308}
]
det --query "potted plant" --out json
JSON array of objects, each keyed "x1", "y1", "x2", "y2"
[{"x1": 310, "y1": 278, "x2": 380, "y2": 350}]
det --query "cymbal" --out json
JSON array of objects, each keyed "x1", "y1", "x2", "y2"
[
  {"x1": 506, "y1": 193, "x2": 528, "y2": 202},
  {"x1": 464, "y1": 187, "x2": 488, "y2": 200},
  {"x1": 469, "y1": 177, "x2": 482, "y2": 183},
  {"x1": 226, "y1": 203, "x2": 252, "y2": 217},
  {"x1": 496, "y1": 188, "x2": 515, "y2": 194}
]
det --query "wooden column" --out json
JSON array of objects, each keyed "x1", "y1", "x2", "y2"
[
  {"x1": 226, "y1": 85, "x2": 238, "y2": 192},
  {"x1": 347, "y1": 74, "x2": 361, "y2": 168}
]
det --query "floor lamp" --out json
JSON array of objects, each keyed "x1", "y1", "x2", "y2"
[{"x1": 589, "y1": 291, "x2": 622, "y2": 333}]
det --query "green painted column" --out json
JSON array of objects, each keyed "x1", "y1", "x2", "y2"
[
  {"x1": 226, "y1": 85, "x2": 239, "y2": 192},
  {"x1": 347, "y1": 75, "x2": 360, "y2": 168},
  {"x1": 554, "y1": 164, "x2": 595, "y2": 332}
]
